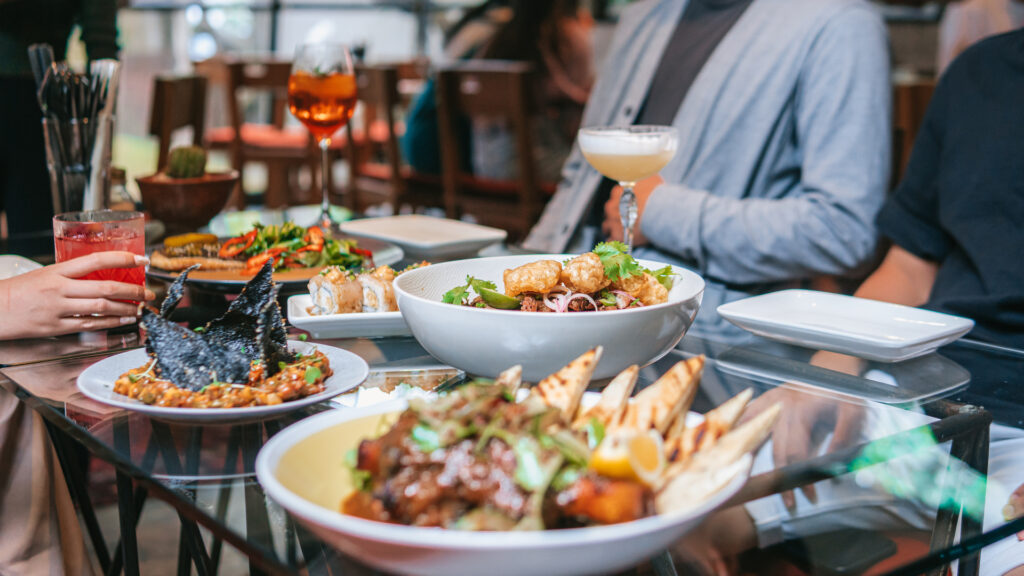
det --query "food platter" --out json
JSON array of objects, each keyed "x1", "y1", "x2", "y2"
[
  {"x1": 76, "y1": 341, "x2": 369, "y2": 422},
  {"x1": 255, "y1": 348, "x2": 768, "y2": 576},
  {"x1": 287, "y1": 294, "x2": 412, "y2": 339},
  {"x1": 146, "y1": 235, "x2": 403, "y2": 294},
  {"x1": 339, "y1": 215, "x2": 507, "y2": 260}
]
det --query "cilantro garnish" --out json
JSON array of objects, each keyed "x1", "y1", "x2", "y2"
[
  {"x1": 594, "y1": 241, "x2": 642, "y2": 282},
  {"x1": 646, "y1": 265, "x2": 675, "y2": 290},
  {"x1": 442, "y1": 281, "x2": 472, "y2": 305}
]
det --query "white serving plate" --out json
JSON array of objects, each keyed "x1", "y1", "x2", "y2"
[
  {"x1": 0, "y1": 255, "x2": 43, "y2": 280},
  {"x1": 256, "y1": 393, "x2": 750, "y2": 576},
  {"x1": 393, "y1": 254, "x2": 706, "y2": 381},
  {"x1": 340, "y1": 215, "x2": 507, "y2": 259},
  {"x1": 287, "y1": 295, "x2": 411, "y2": 339},
  {"x1": 76, "y1": 342, "x2": 368, "y2": 422},
  {"x1": 717, "y1": 289, "x2": 975, "y2": 363}
]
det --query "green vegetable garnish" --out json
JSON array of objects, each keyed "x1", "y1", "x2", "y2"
[
  {"x1": 128, "y1": 374, "x2": 140, "y2": 383},
  {"x1": 513, "y1": 437, "x2": 546, "y2": 491},
  {"x1": 646, "y1": 265, "x2": 675, "y2": 290},
  {"x1": 344, "y1": 448, "x2": 372, "y2": 491},
  {"x1": 304, "y1": 365, "x2": 322, "y2": 384},
  {"x1": 551, "y1": 466, "x2": 583, "y2": 491},
  {"x1": 585, "y1": 417, "x2": 605, "y2": 450},
  {"x1": 597, "y1": 290, "x2": 617, "y2": 308},
  {"x1": 594, "y1": 241, "x2": 642, "y2": 282},
  {"x1": 193, "y1": 326, "x2": 205, "y2": 333},
  {"x1": 442, "y1": 281, "x2": 472, "y2": 305},
  {"x1": 198, "y1": 381, "x2": 227, "y2": 393},
  {"x1": 278, "y1": 361, "x2": 288, "y2": 372},
  {"x1": 411, "y1": 424, "x2": 441, "y2": 452},
  {"x1": 298, "y1": 333, "x2": 308, "y2": 341}
]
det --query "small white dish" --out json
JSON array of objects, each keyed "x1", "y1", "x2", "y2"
[
  {"x1": 340, "y1": 215, "x2": 507, "y2": 260},
  {"x1": 393, "y1": 254, "x2": 705, "y2": 381},
  {"x1": 287, "y1": 295, "x2": 411, "y2": 339},
  {"x1": 717, "y1": 289, "x2": 975, "y2": 363},
  {"x1": 256, "y1": 392, "x2": 749, "y2": 576},
  {"x1": 0, "y1": 255, "x2": 43, "y2": 280},
  {"x1": 76, "y1": 342, "x2": 368, "y2": 422}
]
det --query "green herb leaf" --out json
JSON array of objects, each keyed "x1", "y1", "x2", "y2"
[
  {"x1": 597, "y1": 290, "x2": 617, "y2": 308},
  {"x1": 199, "y1": 381, "x2": 226, "y2": 393},
  {"x1": 646, "y1": 265, "x2": 675, "y2": 290},
  {"x1": 593, "y1": 242, "x2": 642, "y2": 282},
  {"x1": 513, "y1": 437, "x2": 546, "y2": 491},
  {"x1": 344, "y1": 448, "x2": 372, "y2": 491},
  {"x1": 278, "y1": 361, "x2": 288, "y2": 372},
  {"x1": 411, "y1": 424, "x2": 441, "y2": 452},
  {"x1": 585, "y1": 418, "x2": 605, "y2": 450},
  {"x1": 128, "y1": 374, "x2": 140, "y2": 383},
  {"x1": 467, "y1": 277, "x2": 498, "y2": 293},
  {"x1": 298, "y1": 333, "x2": 308, "y2": 341},
  {"x1": 193, "y1": 326, "x2": 205, "y2": 333},
  {"x1": 551, "y1": 466, "x2": 583, "y2": 491},
  {"x1": 304, "y1": 365, "x2": 322, "y2": 384},
  {"x1": 442, "y1": 282, "x2": 471, "y2": 305}
]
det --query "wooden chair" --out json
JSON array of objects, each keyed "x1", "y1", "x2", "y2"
[
  {"x1": 435, "y1": 61, "x2": 555, "y2": 240},
  {"x1": 148, "y1": 75, "x2": 207, "y2": 172},
  {"x1": 201, "y1": 58, "x2": 321, "y2": 208},
  {"x1": 892, "y1": 80, "x2": 936, "y2": 188},
  {"x1": 345, "y1": 64, "x2": 443, "y2": 213}
]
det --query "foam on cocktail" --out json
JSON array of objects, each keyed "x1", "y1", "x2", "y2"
[{"x1": 577, "y1": 130, "x2": 677, "y2": 156}]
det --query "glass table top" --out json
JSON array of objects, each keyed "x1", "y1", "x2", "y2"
[{"x1": 1, "y1": 326, "x2": 1021, "y2": 576}]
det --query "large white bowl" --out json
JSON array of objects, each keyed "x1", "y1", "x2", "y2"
[
  {"x1": 256, "y1": 398, "x2": 750, "y2": 576},
  {"x1": 393, "y1": 254, "x2": 705, "y2": 381}
]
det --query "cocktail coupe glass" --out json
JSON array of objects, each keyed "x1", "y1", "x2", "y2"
[
  {"x1": 577, "y1": 126, "x2": 679, "y2": 252},
  {"x1": 288, "y1": 43, "x2": 358, "y2": 232}
]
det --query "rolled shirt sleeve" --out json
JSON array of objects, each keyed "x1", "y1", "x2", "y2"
[{"x1": 641, "y1": 5, "x2": 891, "y2": 286}]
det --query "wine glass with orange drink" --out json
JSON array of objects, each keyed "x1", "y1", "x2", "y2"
[{"x1": 288, "y1": 43, "x2": 358, "y2": 231}]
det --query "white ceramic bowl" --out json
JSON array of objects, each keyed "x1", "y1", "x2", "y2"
[
  {"x1": 393, "y1": 254, "x2": 705, "y2": 381},
  {"x1": 256, "y1": 398, "x2": 750, "y2": 576}
]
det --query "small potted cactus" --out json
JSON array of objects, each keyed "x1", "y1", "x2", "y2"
[{"x1": 137, "y1": 145, "x2": 239, "y2": 233}]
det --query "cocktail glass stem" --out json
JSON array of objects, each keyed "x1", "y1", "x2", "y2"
[
  {"x1": 319, "y1": 137, "x2": 332, "y2": 230},
  {"x1": 620, "y1": 182, "x2": 638, "y2": 252}
]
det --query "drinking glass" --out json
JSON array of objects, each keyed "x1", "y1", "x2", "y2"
[
  {"x1": 288, "y1": 43, "x2": 358, "y2": 232},
  {"x1": 53, "y1": 210, "x2": 146, "y2": 301},
  {"x1": 577, "y1": 126, "x2": 679, "y2": 251}
]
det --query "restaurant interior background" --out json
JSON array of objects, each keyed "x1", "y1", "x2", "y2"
[{"x1": 88, "y1": 0, "x2": 944, "y2": 215}]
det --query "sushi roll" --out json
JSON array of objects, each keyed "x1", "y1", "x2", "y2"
[
  {"x1": 308, "y1": 267, "x2": 363, "y2": 315},
  {"x1": 357, "y1": 266, "x2": 398, "y2": 312}
]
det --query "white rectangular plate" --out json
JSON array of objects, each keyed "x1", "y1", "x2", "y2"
[
  {"x1": 340, "y1": 215, "x2": 506, "y2": 260},
  {"x1": 717, "y1": 289, "x2": 975, "y2": 362},
  {"x1": 287, "y1": 295, "x2": 411, "y2": 339}
]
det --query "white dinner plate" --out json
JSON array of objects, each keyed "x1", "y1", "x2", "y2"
[
  {"x1": 340, "y1": 215, "x2": 507, "y2": 260},
  {"x1": 76, "y1": 342, "x2": 368, "y2": 422},
  {"x1": 0, "y1": 255, "x2": 43, "y2": 280},
  {"x1": 287, "y1": 295, "x2": 412, "y2": 339},
  {"x1": 717, "y1": 289, "x2": 975, "y2": 363}
]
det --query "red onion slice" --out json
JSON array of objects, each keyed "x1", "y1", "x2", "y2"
[{"x1": 566, "y1": 292, "x2": 599, "y2": 312}]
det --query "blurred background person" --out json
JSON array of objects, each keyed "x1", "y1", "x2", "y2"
[
  {"x1": 471, "y1": 0, "x2": 594, "y2": 183},
  {"x1": 937, "y1": 0, "x2": 1024, "y2": 74},
  {"x1": 525, "y1": 0, "x2": 891, "y2": 339},
  {"x1": 0, "y1": 0, "x2": 118, "y2": 256}
]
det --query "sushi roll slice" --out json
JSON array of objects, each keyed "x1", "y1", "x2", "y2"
[
  {"x1": 308, "y1": 267, "x2": 362, "y2": 315},
  {"x1": 357, "y1": 266, "x2": 398, "y2": 312}
]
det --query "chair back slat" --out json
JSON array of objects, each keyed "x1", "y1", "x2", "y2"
[{"x1": 148, "y1": 75, "x2": 208, "y2": 171}]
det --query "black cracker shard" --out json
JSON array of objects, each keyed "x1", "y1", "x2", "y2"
[
  {"x1": 160, "y1": 263, "x2": 201, "y2": 318},
  {"x1": 140, "y1": 260, "x2": 295, "y2": 391}
]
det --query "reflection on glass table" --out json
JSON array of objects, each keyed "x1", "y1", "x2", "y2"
[{"x1": 0, "y1": 333, "x2": 1020, "y2": 576}]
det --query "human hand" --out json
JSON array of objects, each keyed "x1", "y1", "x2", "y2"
[
  {"x1": 1003, "y1": 483, "x2": 1024, "y2": 541},
  {"x1": 0, "y1": 252, "x2": 155, "y2": 340},
  {"x1": 602, "y1": 174, "x2": 663, "y2": 246},
  {"x1": 743, "y1": 351, "x2": 867, "y2": 509}
]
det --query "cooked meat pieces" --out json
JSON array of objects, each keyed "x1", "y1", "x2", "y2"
[
  {"x1": 503, "y1": 260, "x2": 562, "y2": 297},
  {"x1": 610, "y1": 272, "x2": 668, "y2": 306},
  {"x1": 560, "y1": 253, "x2": 610, "y2": 294}
]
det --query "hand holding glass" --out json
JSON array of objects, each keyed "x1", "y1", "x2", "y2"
[
  {"x1": 288, "y1": 43, "x2": 358, "y2": 231},
  {"x1": 578, "y1": 126, "x2": 679, "y2": 251}
]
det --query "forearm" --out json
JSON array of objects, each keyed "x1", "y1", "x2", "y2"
[
  {"x1": 641, "y1": 185, "x2": 879, "y2": 285},
  {"x1": 853, "y1": 245, "x2": 938, "y2": 307}
]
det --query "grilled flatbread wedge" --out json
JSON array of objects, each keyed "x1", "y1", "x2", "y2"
[
  {"x1": 151, "y1": 251, "x2": 244, "y2": 272},
  {"x1": 666, "y1": 388, "x2": 753, "y2": 465},
  {"x1": 655, "y1": 402, "x2": 781, "y2": 511},
  {"x1": 532, "y1": 347, "x2": 602, "y2": 418},
  {"x1": 572, "y1": 365, "x2": 638, "y2": 429},
  {"x1": 495, "y1": 365, "x2": 523, "y2": 396},
  {"x1": 613, "y1": 356, "x2": 703, "y2": 435}
]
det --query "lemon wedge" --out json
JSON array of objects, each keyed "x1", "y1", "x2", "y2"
[{"x1": 590, "y1": 430, "x2": 665, "y2": 486}]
